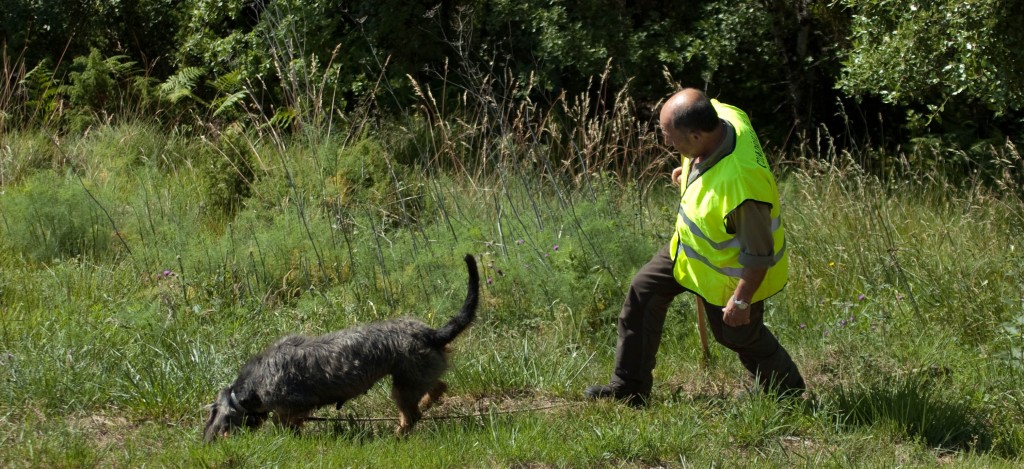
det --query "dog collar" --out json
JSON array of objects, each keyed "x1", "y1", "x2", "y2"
[{"x1": 229, "y1": 390, "x2": 243, "y2": 410}]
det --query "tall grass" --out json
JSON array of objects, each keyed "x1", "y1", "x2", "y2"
[{"x1": 2, "y1": 28, "x2": 1024, "y2": 468}]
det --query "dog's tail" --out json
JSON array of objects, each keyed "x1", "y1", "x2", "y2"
[{"x1": 431, "y1": 254, "x2": 479, "y2": 347}]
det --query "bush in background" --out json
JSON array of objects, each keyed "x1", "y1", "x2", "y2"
[{"x1": 0, "y1": 171, "x2": 113, "y2": 262}]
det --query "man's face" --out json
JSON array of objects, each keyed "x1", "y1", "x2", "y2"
[{"x1": 659, "y1": 117, "x2": 699, "y2": 158}]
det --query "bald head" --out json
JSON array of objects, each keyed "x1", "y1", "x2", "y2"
[
  {"x1": 660, "y1": 88, "x2": 719, "y2": 133},
  {"x1": 658, "y1": 89, "x2": 723, "y2": 159}
]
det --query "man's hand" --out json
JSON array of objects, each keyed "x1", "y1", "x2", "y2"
[
  {"x1": 726, "y1": 266, "x2": 767, "y2": 327},
  {"x1": 722, "y1": 297, "x2": 751, "y2": 327},
  {"x1": 671, "y1": 166, "x2": 683, "y2": 186}
]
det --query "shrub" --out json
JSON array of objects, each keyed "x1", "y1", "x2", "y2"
[
  {"x1": 0, "y1": 130, "x2": 60, "y2": 185},
  {"x1": 61, "y1": 48, "x2": 146, "y2": 131},
  {"x1": 75, "y1": 121, "x2": 170, "y2": 172},
  {"x1": 200, "y1": 124, "x2": 257, "y2": 215},
  {"x1": 0, "y1": 172, "x2": 113, "y2": 262},
  {"x1": 326, "y1": 138, "x2": 429, "y2": 228}
]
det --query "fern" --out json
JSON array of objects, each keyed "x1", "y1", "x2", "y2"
[
  {"x1": 269, "y1": 106, "x2": 296, "y2": 128},
  {"x1": 18, "y1": 59, "x2": 62, "y2": 125},
  {"x1": 213, "y1": 91, "x2": 248, "y2": 117},
  {"x1": 209, "y1": 70, "x2": 248, "y2": 118},
  {"x1": 62, "y1": 49, "x2": 137, "y2": 112},
  {"x1": 158, "y1": 67, "x2": 207, "y2": 105},
  {"x1": 210, "y1": 70, "x2": 241, "y2": 93}
]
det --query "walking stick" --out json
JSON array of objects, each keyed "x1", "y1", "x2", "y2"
[{"x1": 696, "y1": 297, "x2": 710, "y2": 363}]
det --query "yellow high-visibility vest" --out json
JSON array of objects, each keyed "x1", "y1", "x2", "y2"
[{"x1": 668, "y1": 100, "x2": 787, "y2": 306}]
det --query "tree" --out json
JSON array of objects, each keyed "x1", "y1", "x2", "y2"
[
  {"x1": 1, "y1": 1, "x2": 185, "y2": 73},
  {"x1": 757, "y1": 0, "x2": 850, "y2": 142},
  {"x1": 839, "y1": 0, "x2": 1024, "y2": 137}
]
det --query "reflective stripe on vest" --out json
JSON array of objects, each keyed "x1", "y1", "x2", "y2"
[
  {"x1": 674, "y1": 202, "x2": 787, "y2": 278},
  {"x1": 675, "y1": 201, "x2": 782, "y2": 252}
]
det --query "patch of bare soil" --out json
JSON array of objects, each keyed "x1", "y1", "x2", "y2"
[
  {"x1": 70, "y1": 414, "x2": 135, "y2": 448},
  {"x1": 433, "y1": 389, "x2": 581, "y2": 418},
  {"x1": 303, "y1": 389, "x2": 584, "y2": 426}
]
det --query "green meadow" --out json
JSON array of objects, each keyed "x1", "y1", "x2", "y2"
[{"x1": 1, "y1": 103, "x2": 1022, "y2": 467}]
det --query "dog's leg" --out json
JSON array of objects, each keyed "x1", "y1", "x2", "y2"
[
  {"x1": 391, "y1": 384, "x2": 427, "y2": 436},
  {"x1": 272, "y1": 410, "x2": 309, "y2": 435},
  {"x1": 418, "y1": 380, "x2": 447, "y2": 411}
]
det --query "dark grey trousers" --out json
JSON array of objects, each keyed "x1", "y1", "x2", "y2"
[{"x1": 610, "y1": 245, "x2": 805, "y2": 395}]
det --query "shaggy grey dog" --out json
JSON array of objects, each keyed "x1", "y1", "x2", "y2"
[{"x1": 203, "y1": 254, "x2": 479, "y2": 442}]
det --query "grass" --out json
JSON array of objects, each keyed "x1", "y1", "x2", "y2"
[{"x1": 1, "y1": 88, "x2": 1023, "y2": 466}]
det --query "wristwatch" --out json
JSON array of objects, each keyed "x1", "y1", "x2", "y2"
[{"x1": 731, "y1": 296, "x2": 750, "y2": 310}]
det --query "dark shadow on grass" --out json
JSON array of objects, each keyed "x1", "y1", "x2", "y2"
[
  {"x1": 319, "y1": 413, "x2": 498, "y2": 443},
  {"x1": 321, "y1": 417, "x2": 393, "y2": 444},
  {"x1": 831, "y1": 374, "x2": 993, "y2": 453}
]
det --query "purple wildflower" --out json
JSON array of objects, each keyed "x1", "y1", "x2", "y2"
[
  {"x1": 552, "y1": 244, "x2": 559, "y2": 251},
  {"x1": 840, "y1": 319, "x2": 847, "y2": 327},
  {"x1": 799, "y1": 323, "x2": 806, "y2": 330},
  {"x1": 516, "y1": 239, "x2": 525, "y2": 245},
  {"x1": 857, "y1": 294, "x2": 866, "y2": 301},
  {"x1": 487, "y1": 278, "x2": 493, "y2": 285}
]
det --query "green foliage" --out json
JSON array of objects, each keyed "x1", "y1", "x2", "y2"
[
  {"x1": 209, "y1": 70, "x2": 248, "y2": 119},
  {"x1": 66, "y1": 49, "x2": 124, "y2": 113},
  {"x1": 328, "y1": 138, "x2": 429, "y2": 227},
  {"x1": 200, "y1": 125, "x2": 257, "y2": 214},
  {"x1": 6, "y1": 1, "x2": 1024, "y2": 464},
  {"x1": 333, "y1": 139, "x2": 392, "y2": 194},
  {"x1": 6, "y1": 0, "x2": 1024, "y2": 154},
  {"x1": 684, "y1": 0, "x2": 773, "y2": 79},
  {"x1": 841, "y1": 0, "x2": 1024, "y2": 111},
  {"x1": 173, "y1": 0, "x2": 275, "y2": 85},
  {"x1": 157, "y1": 66, "x2": 207, "y2": 107},
  {"x1": 156, "y1": 66, "x2": 251, "y2": 126},
  {"x1": 832, "y1": 372, "x2": 992, "y2": 451},
  {"x1": 780, "y1": 158, "x2": 1024, "y2": 347},
  {"x1": 0, "y1": 130, "x2": 59, "y2": 184},
  {"x1": 57, "y1": 48, "x2": 154, "y2": 130},
  {"x1": 840, "y1": 0, "x2": 1024, "y2": 140},
  {"x1": 13, "y1": 59, "x2": 62, "y2": 128},
  {"x1": 0, "y1": 172, "x2": 113, "y2": 262},
  {"x1": 171, "y1": 0, "x2": 350, "y2": 116},
  {"x1": 472, "y1": 0, "x2": 697, "y2": 102},
  {"x1": 1, "y1": 120, "x2": 1024, "y2": 465},
  {"x1": 1, "y1": 0, "x2": 185, "y2": 76},
  {"x1": 1001, "y1": 314, "x2": 1024, "y2": 372},
  {"x1": 77, "y1": 121, "x2": 171, "y2": 171}
]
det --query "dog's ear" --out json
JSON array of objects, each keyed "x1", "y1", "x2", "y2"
[
  {"x1": 236, "y1": 390, "x2": 263, "y2": 412},
  {"x1": 203, "y1": 403, "x2": 219, "y2": 438}
]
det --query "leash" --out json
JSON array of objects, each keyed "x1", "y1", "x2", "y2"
[{"x1": 302, "y1": 401, "x2": 583, "y2": 423}]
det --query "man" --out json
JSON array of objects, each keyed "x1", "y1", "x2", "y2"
[{"x1": 585, "y1": 88, "x2": 805, "y2": 406}]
